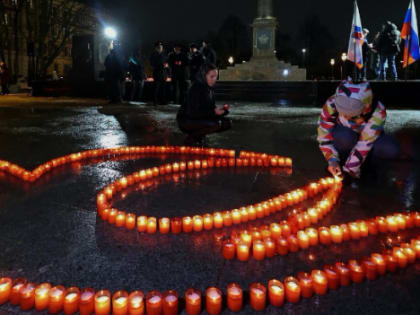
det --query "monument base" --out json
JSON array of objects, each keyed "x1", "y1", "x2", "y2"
[{"x1": 219, "y1": 56, "x2": 307, "y2": 81}]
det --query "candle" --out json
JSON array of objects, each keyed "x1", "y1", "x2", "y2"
[
  {"x1": 185, "y1": 288, "x2": 201, "y2": 315},
  {"x1": 227, "y1": 283, "x2": 242, "y2": 312},
  {"x1": 19, "y1": 282, "x2": 36, "y2": 311},
  {"x1": 268, "y1": 279, "x2": 284, "y2": 307},
  {"x1": 384, "y1": 253, "x2": 398, "y2": 272},
  {"x1": 126, "y1": 214, "x2": 136, "y2": 230},
  {"x1": 362, "y1": 258, "x2": 377, "y2": 281},
  {"x1": 240, "y1": 207, "x2": 249, "y2": 223},
  {"x1": 287, "y1": 234, "x2": 300, "y2": 252},
  {"x1": 367, "y1": 220, "x2": 378, "y2": 235},
  {"x1": 95, "y1": 290, "x2": 111, "y2": 315},
  {"x1": 376, "y1": 217, "x2": 388, "y2": 233},
  {"x1": 146, "y1": 291, "x2": 162, "y2": 315},
  {"x1": 247, "y1": 206, "x2": 257, "y2": 221},
  {"x1": 348, "y1": 260, "x2": 365, "y2": 283},
  {"x1": 193, "y1": 215, "x2": 203, "y2": 232},
  {"x1": 231, "y1": 209, "x2": 241, "y2": 225},
  {"x1": 340, "y1": 224, "x2": 351, "y2": 241},
  {"x1": 311, "y1": 270, "x2": 328, "y2": 295},
  {"x1": 370, "y1": 253, "x2": 386, "y2": 276},
  {"x1": 128, "y1": 291, "x2": 144, "y2": 315},
  {"x1": 411, "y1": 239, "x2": 420, "y2": 258},
  {"x1": 147, "y1": 217, "x2": 157, "y2": 234},
  {"x1": 112, "y1": 291, "x2": 128, "y2": 315},
  {"x1": 162, "y1": 290, "x2": 178, "y2": 315},
  {"x1": 183, "y1": 216, "x2": 193, "y2": 233},
  {"x1": 330, "y1": 225, "x2": 343, "y2": 243},
  {"x1": 323, "y1": 265, "x2": 340, "y2": 290},
  {"x1": 10, "y1": 278, "x2": 27, "y2": 305},
  {"x1": 249, "y1": 283, "x2": 266, "y2": 311},
  {"x1": 253, "y1": 241, "x2": 266, "y2": 260},
  {"x1": 386, "y1": 216, "x2": 398, "y2": 232},
  {"x1": 264, "y1": 238, "x2": 276, "y2": 258},
  {"x1": 203, "y1": 214, "x2": 213, "y2": 230},
  {"x1": 284, "y1": 277, "x2": 301, "y2": 303},
  {"x1": 401, "y1": 244, "x2": 416, "y2": 263},
  {"x1": 297, "y1": 272, "x2": 313, "y2": 298},
  {"x1": 358, "y1": 221, "x2": 369, "y2": 237},
  {"x1": 223, "y1": 240, "x2": 236, "y2": 260},
  {"x1": 318, "y1": 227, "x2": 331, "y2": 245},
  {"x1": 49, "y1": 285, "x2": 66, "y2": 314},
  {"x1": 79, "y1": 288, "x2": 95, "y2": 315},
  {"x1": 213, "y1": 212, "x2": 223, "y2": 229},
  {"x1": 276, "y1": 236, "x2": 289, "y2": 255},
  {"x1": 205, "y1": 287, "x2": 222, "y2": 315},
  {"x1": 297, "y1": 231, "x2": 310, "y2": 249},
  {"x1": 240, "y1": 233, "x2": 252, "y2": 247},
  {"x1": 270, "y1": 223, "x2": 282, "y2": 239},
  {"x1": 223, "y1": 211, "x2": 233, "y2": 227},
  {"x1": 0, "y1": 277, "x2": 12, "y2": 305},
  {"x1": 334, "y1": 262, "x2": 351, "y2": 286},
  {"x1": 116, "y1": 211, "x2": 126, "y2": 227},
  {"x1": 137, "y1": 216, "x2": 148, "y2": 232},
  {"x1": 393, "y1": 248, "x2": 408, "y2": 268},
  {"x1": 108, "y1": 209, "x2": 118, "y2": 224},
  {"x1": 305, "y1": 228, "x2": 319, "y2": 246},
  {"x1": 347, "y1": 222, "x2": 360, "y2": 240},
  {"x1": 236, "y1": 243, "x2": 250, "y2": 261},
  {"x1": 64, "y1": 287, "x2": 80, "y2": 315},
  {"x1": 170, "y1": 217, "x2": 182, "y2": 234},
  {"x1": 159, "y1": 217, "x2": 170, "y2": 234}
]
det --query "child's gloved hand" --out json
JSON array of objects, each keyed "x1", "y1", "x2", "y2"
[{"x1": 328, "y1": 164, "x2": 342, "y2": 177}]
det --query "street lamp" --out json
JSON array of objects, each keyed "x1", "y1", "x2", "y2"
[
  {"x1": 330, "y1": 58, "x2": 335, "y2": 80},
  {"x1": 301, "y1": 48, "x2": 307, "y2": 68},
  {"x1": 228, "y1": 56, "x2": 234, "y2": 66},
  {"x1": 104, "y1": 27, "x2": 117, "y2": 40},
  {"x1": 341, "y1": 53, "x2": 347, "y2": 79}
]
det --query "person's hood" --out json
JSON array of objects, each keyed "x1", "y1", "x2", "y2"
[{"x1": 334, "y1": 79, "x2": 373, "y2": 117}]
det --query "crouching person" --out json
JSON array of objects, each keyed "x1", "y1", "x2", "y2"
[
  {"x1": 177, "y1": 63, "x2": 231, "y2": 146},
  {"x1": 317, "y1": 79, "x2": 399, "y2": 185}
]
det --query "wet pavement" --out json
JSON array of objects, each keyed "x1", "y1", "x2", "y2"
[{"x1": 0, "y1": 97, "x2": 420, "y2": 314}]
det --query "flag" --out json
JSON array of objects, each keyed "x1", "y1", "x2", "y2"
[
  {"x1": 347, "y1": 1, "x2": 364, "y2": 69},
  {"x1": 401, "y1": 0, "x2": 420, "y2": 67}
]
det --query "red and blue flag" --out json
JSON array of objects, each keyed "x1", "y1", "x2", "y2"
[
  {"x1": 347, "y1": 1, "x2": 364, "y2": 69},
  {"x1": 401, "y1": 0, "x2": 420, "y2": 67}
]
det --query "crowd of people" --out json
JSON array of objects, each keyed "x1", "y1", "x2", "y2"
[
  {"x1": 360, "y1": 21, "x2": 402, "y2": 81},
  {"x1": 104, "y1": 40, "x2": 217, "y2": 105}
]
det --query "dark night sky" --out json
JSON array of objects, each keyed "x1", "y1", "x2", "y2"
[{"x1": 93, "y1": 0, "x2": 410, "y2": 49}]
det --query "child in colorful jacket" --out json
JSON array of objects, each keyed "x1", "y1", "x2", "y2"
[{"x1": 317, "y1": 79, "x2": 399, "y2": 179}]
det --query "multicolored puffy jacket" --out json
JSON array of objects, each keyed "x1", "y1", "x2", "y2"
[{"x1": 317, "y1": 96, "x2": 386, "y2": 178}]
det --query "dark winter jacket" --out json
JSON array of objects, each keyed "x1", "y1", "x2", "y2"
[
  {"x1": 150, "y1": 51, "x2": 168, "y2": 81},
  {"x1": 177, "y1": 69, "x2": 216, "y2": 120},
  {"x1": 188, "y1": 51, "x2": 205, "y2": 81},
  {"x1": 104, "y1": 51, "x2": 123, "y2": 80},
  {"x1": 377, "y1": 23, "x2": 401, "y2": 56},
  {"x1": 168, "y1": 51, "x2": 189, "y2": 80},
  {"x1": 128, "y1": 55, "x2": 146, "y2": 81},
  {"x1": 201, "y1": 46, "x2": 217, "y2": 65}
]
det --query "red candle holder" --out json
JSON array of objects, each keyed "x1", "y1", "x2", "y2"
[
  {"x1": 249, "y1": 283, "x2": 266, "y2": 311},
  {"x1": 227, "y1": 283, "x2": 242, "y2": 312}
]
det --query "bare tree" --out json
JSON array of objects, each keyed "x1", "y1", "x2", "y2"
[{"x1": 22, "y1": 0, "x2": 92, "y2": 79}]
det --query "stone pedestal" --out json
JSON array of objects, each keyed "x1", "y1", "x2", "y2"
[{"x1": 219, "y1": 0, "x2": 306, "y2": 81}]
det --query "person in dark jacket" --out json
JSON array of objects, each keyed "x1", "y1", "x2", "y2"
[
  {"x1": 188, "y1": 43, "x2": 205, "y2": 83},
  {"x1": 150, "y1": 41, "x2": 169, "y2": 105},
  {"x1": 0, "y1": 62, "x2": 10, "y2": 95},
  {"x1": 129, "y1": 48, "x2": 146, "y2": 102},
  {"x1": 358, "y1": 29, "x2": 373, "y2": 81},
  {"x1": 377, "y1": 21, "x2": 401, "y2": 80},
  {"x1": 177, "y1": 63, "x2": 231, "y2": 146},
  {"x1": 168, "y1": 44, "x2": 189, "y2": 105},
  {"x1": 201, "y1": 40, "x2": 217, "y2": 65},
  {"x1": 104, "y1": 47, "x2": 124, "y2": 103}
]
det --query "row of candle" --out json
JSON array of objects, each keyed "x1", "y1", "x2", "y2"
[
  {"x1": 97, "y1": 171, "x2": 335, "y2": 234},
  {"x1": 223, "y1": 211, "x2": 420, "y2": 261},
  {"x1": 1, "y1": 236, "x2": 419, "y2": 314},
  {"x1": 0, "y1": 145, "x2": 244, "y2": 182}
]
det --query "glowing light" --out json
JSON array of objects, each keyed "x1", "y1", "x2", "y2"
[{"x1": 104, "y1": 27, "x2": 117, "y2": 39}]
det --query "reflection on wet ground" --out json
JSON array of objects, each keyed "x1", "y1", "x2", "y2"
[{"x1": 0, "y1": 101, "x2": 419, "y2": 314}]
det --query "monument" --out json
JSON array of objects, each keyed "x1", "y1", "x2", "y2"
[{"x1": 219, "y1": 0, "x2": 306, "y2": 81}]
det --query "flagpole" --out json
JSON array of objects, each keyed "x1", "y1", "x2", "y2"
[
  {"x1": 405, "y1": 32, "x2": 410, "y2": 81},
  {"x1": 353, "y1": 0, "x2": 358, "y2": 81}
]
